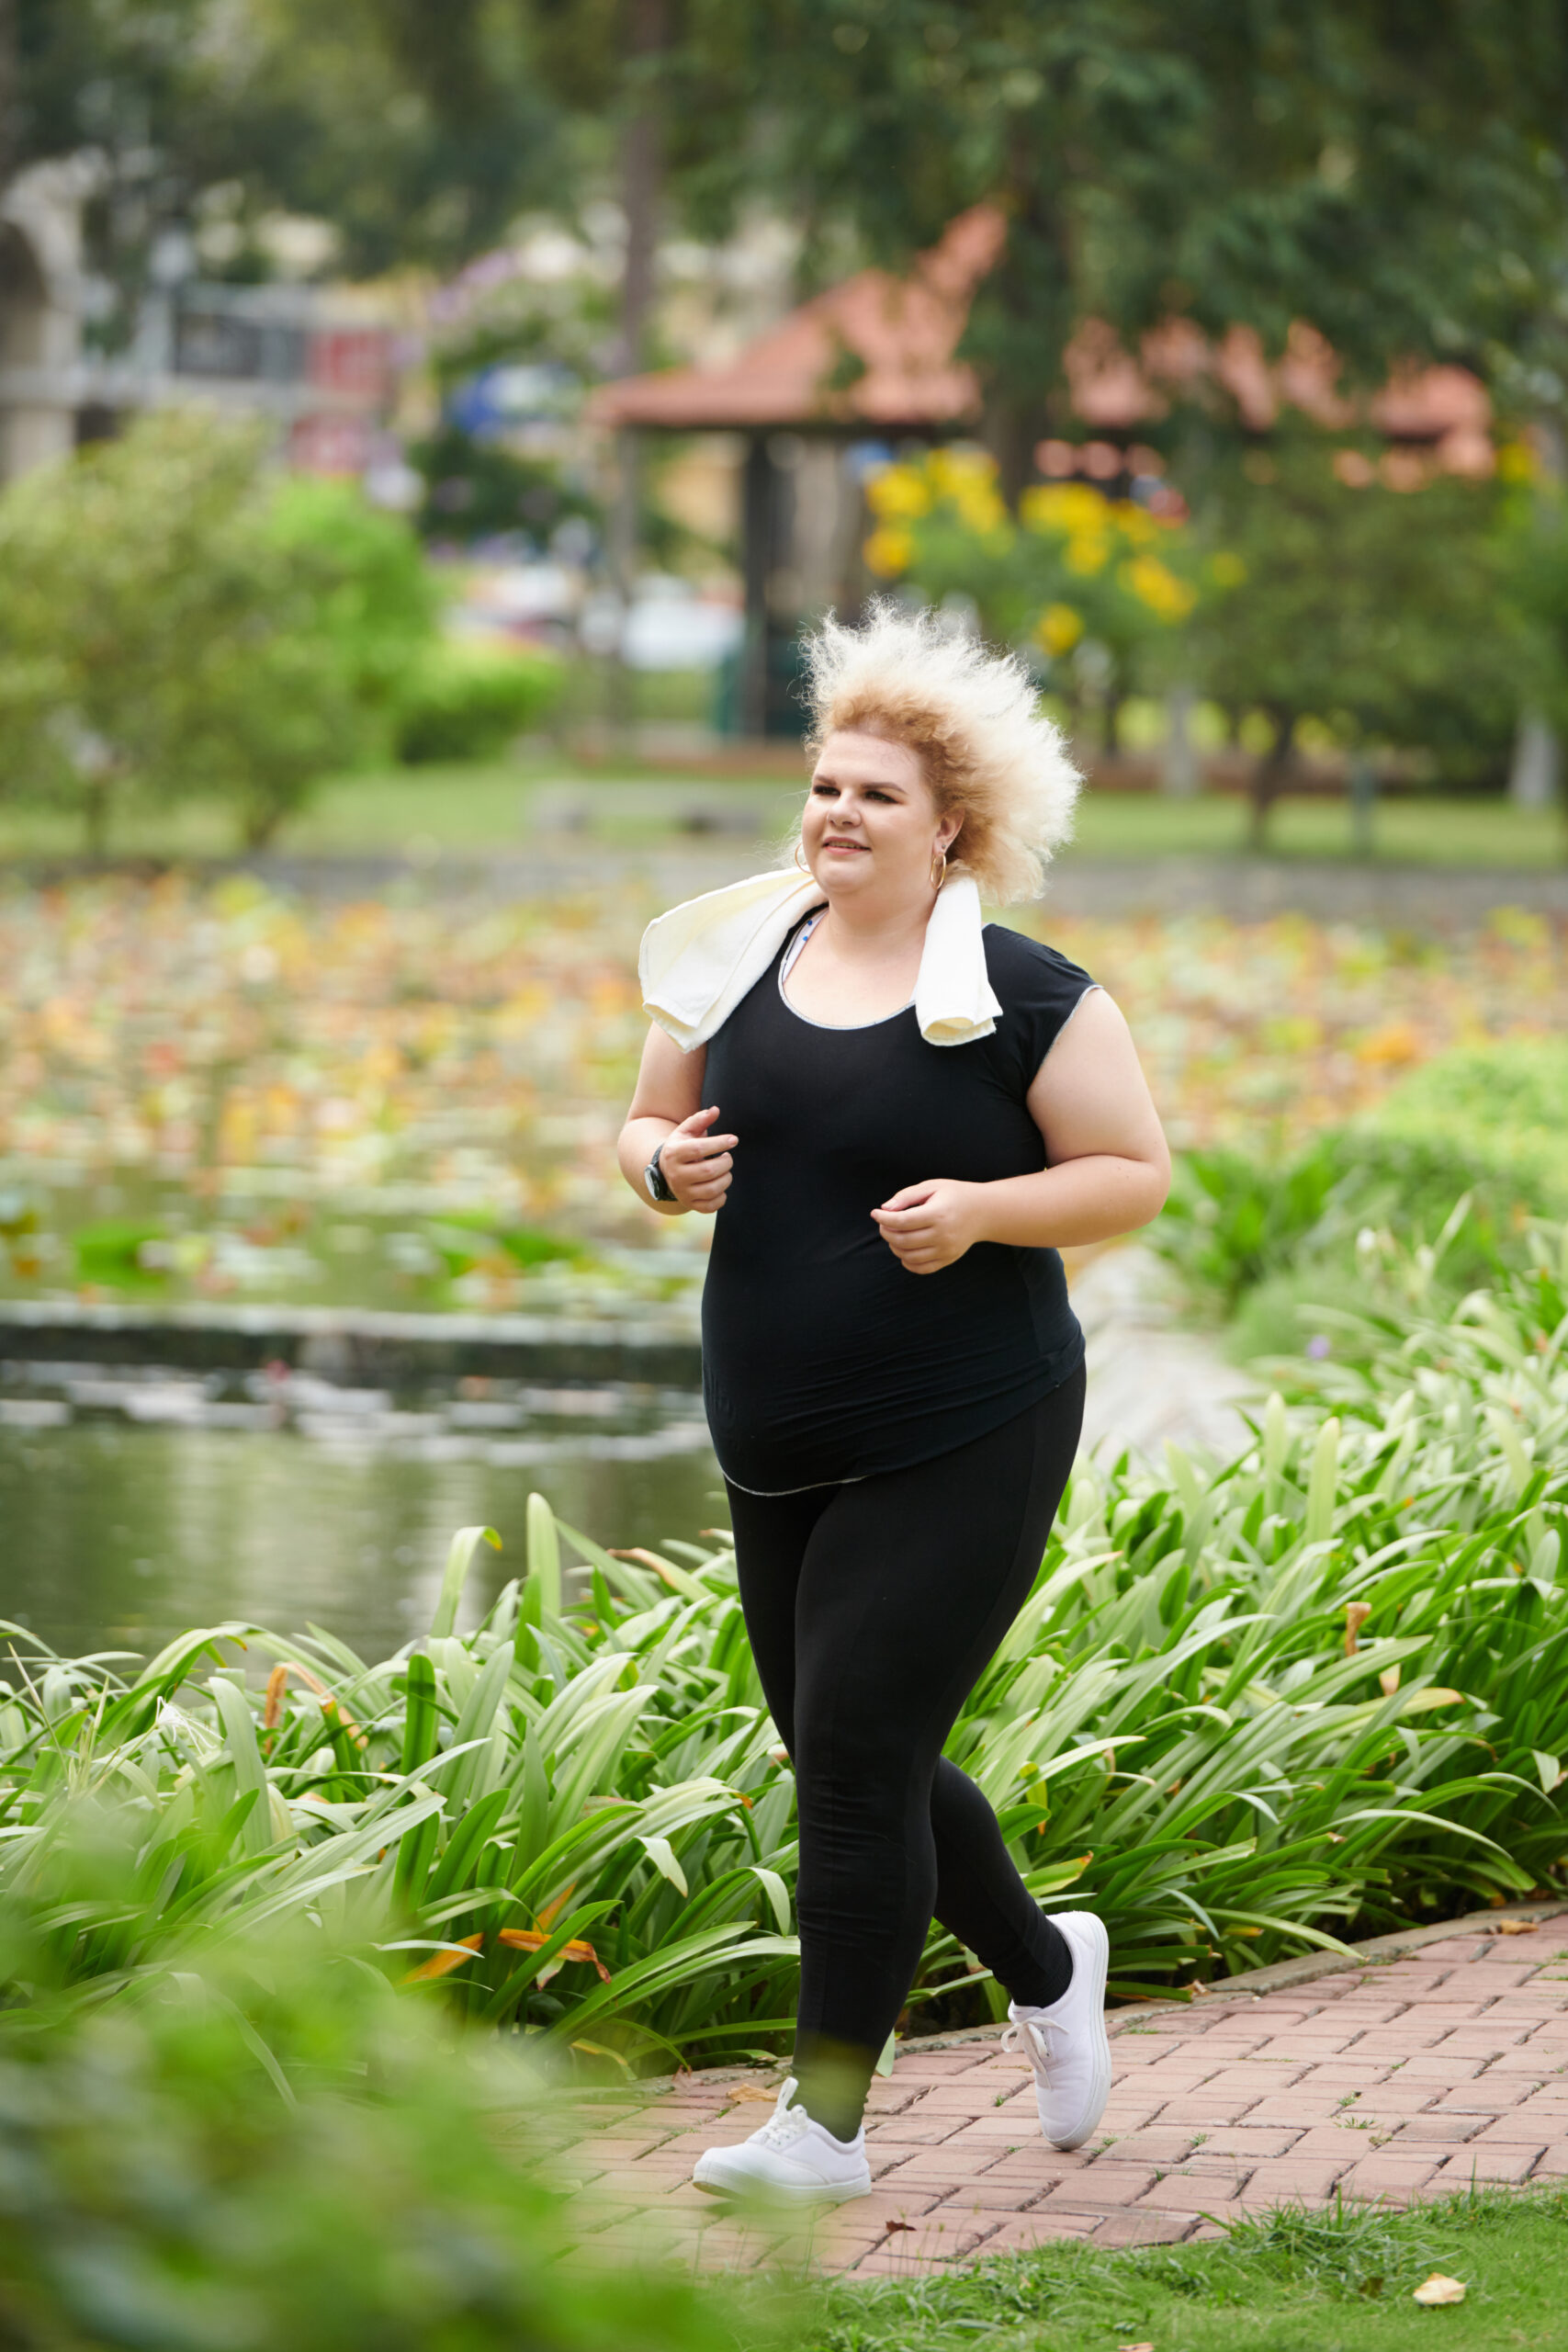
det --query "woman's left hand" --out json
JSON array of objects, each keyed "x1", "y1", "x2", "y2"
[{"x1": 872, "y1": 1180, "x2": 985, "y2": 1274}]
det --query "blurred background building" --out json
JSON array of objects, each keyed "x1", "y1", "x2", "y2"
[{"x1": 0, "y1": 159, "x2": 396, "y2": 486}]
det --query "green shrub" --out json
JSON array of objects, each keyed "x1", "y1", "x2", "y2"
[
  {"x1": 265, "y1": 475, "x2": 439, "y2": 752},
  {"x1": 1148, "y1": 1138, "x2": 1343, "y2": 1315},
  {"x1": 0, "y1": 1904, "x2": 751, "y2": 2352},
  {"x1": 1151, "y1": 1039, "x2": 1568, "y2": 1326},
  {"x1": 424, "y1": 1210, "x2": 588, "y2": 1277},
  {"x1": 0, "y1": 413, "x2": 438, "y2": 852},
  {"x1": 1355, "y1": 1036, "x2": 1568, "y2": 1224},
  {"x1": 395, "y1": 639, "x2": 563, "y2": 763}
]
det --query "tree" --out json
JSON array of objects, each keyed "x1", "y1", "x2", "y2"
[
  {"x1": 1184, "y1": 428, "x2": 1514, "y2": 842},
  {"x1": 1, "y1": 0, "x2": 567, "y2": 358},
  {"x1": 744, "y1": 1, "x2": 1568, "y2": 494},
  {"x1": 265, "y1": 473, "x2": 438, "y2": 739},
  {"x1": 0, "y1": 413, "x2": 432, "y2": 850}
]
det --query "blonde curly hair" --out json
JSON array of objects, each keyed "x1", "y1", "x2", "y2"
[{"x1": 798, "y1": 601, "x2": 1081, "y2": 904}]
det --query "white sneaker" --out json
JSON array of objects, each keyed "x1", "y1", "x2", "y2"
[
  {"x1": 692, "y1": 2075, "x2": 873, "y2": 2204},
  {"x1": 1001, "y1": 1909, "x2": 1112, "y2": 2150}
]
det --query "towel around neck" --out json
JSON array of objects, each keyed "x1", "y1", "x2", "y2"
[{"x1": 638, "y1": 867, "x2": 1002, "y2": 1052}]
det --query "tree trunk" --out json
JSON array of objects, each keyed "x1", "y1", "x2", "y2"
[
  {"x1": 83, "y1": 776, "x2": 111, "y2": 859},
  {"x1": 0, "y1": 0, "x2": 17, "y2": 193},
  {"x1": 981, "y1": 390, "x2": 1040, "y2": 510},
  {"x1": 243, "y1": 805, "x2": 283, "y2": 854},
  {"x1": 1247, "y1": 710, "x2": 1297, "y2": 851},
  {"x1": 975, "y1": 124, "x2": 1072, "y2": 506},
  {"x1": 604, "y1": 0, "x2": 669, "y2": 740},
  {"x1": 1161, "y1": 684, "x2": 1200, "y2": 796},
  {"x1": 607, "y1": 0, "x2": 666, "y2": 384}
]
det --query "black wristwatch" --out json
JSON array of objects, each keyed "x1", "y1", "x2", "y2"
[{"x1": 644, "y1": 1141, "x2": 676, "y2": 1204}]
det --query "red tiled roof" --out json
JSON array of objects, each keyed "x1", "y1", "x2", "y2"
[
  {"x1": 592, "y1": 210, "x2": 1491, "y2": 473},
  {"x1": 589, "y1": 208, "x2": 1003, "y2": 432}
]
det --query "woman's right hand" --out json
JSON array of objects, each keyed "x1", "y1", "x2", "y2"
[{"x1": 660, "y1": 1105, "x2": 737, "y2": 1214}]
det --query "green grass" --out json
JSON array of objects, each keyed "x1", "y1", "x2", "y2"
[
  {"x1": 0, "y1": 761, "x2": 537, "y2": 859},
  {"x1": 0, "y1": 757, "x2": 1561, "y2": 867},
  {"x1": 795, "y1": 2187, "x2": 1568, "y2": 2352},
  {"x1": 1068, "y1": 788, "x2": 1568, "y2": 866}
]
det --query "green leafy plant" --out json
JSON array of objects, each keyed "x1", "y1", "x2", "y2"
[
  {"x1": 1185, "y1": 430, "x2": 1514, "y2": 839},
  {"x1": 0, "y1": 1903, "x2": 758, "y2": 2352},
  {"x1": 0, "y1": 412, "x2": 434, "y2": 852},
  {"x1": 265, "y1": 474, "x2": 439, "y2": 752},
  {"x1": 1148, "y1": 1138, "x2": 1345, "y2": 1314},
  {"x1": 5, "y1": 1212, "x2": 1567, "y2": 2056},
  {"x1": 395, "y1": 638, "x2": 565, "y2": 763},
  {"x1": 1150, "y1": 1038, "x2": 1568, "y2": 1331},
  {"x1": 863, "y1": 450, "x2": 1201, "y2": 703}
]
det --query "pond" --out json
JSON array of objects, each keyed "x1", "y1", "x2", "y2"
[{"x1": 0, "y1": 1361, "x2": 718, "y2": 1668}]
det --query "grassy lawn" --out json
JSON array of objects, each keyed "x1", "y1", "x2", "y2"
[
  {"x1": 1068, "y1": 789, "x2": 1567, "y2": 866},
  {"x1": 0, "y1": 756, "x2": 1561, "y2": 867},
  {"x1": 795, "y1": 2188, "x2": 1568, "y2": 2352}
]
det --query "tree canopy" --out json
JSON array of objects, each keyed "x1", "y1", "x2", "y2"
[
  {"x1": 5, "y1": 3, "x2": 1566, "y2": 509},
  {"x1": 742, "y1": 1, "x2": 1568, "y2": 481}
]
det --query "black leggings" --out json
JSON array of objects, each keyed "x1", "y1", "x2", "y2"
[{"x1": 726, "y1": 1365, "x2": 1085, "y2": 2140}]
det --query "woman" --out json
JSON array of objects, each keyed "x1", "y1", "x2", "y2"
[{"x1": 617, "y1": 605, "x2": 1169, "y2": 2203}]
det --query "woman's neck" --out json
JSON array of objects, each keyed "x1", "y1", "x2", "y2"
[{"x1": 818, "y1": 891, "x2": 934, "y2": 962}]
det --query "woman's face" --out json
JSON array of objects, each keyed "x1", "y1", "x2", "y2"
[{"x1": 800, "y1": 729, "x2": 961, "y2": 910}]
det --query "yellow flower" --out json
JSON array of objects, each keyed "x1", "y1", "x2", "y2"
[
  {"x1": 1122, "y1": 553, "x2": 1196, "y2": 620},
  {"x1": 1020, "y1": 482, "x2": 1109, "y2": 537},
  {"x1": 863, "y1": 525, "x2": 915, "y2": 577},
  {"x1": 864, "y1": 464, "x2": 932, "y2": 520},
  {"x1": 952, "y1": 487, "x2": 1009, "y2": 536},
  {"x1": 1065, "y1": 534, "x2": 1111, "y2": 576},
  {"x1": 1209, "y1": 550, "x2": 1247, "y2": 587},
  {"x1": 1111, "y1": 502, "x2": 1161, "y2": 546},
  {"x1": 927, "y1": 447, "x2": 997, "y2": 499},
  {"x1": 1036, "y1": 603, "x2": 1084, "y2": 656}
]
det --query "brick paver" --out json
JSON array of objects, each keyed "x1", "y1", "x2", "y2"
[{"x1": 564, "y1": 1907, "x2": 1568, "y2": 2272}]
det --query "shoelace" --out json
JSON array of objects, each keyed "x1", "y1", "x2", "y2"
[
  {"x1": 1001, "y1": 2014, "x2": 1061, "y2": 2082},
  {"x1": 752, "y1": 2100, "x2": 813, "y2": 2152}
]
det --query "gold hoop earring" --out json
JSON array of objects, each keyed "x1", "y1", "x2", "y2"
[
  {"x1": 931, "y1": 846, "x2": 948, "y2": 891},
  {"x1": 794, "y1": 840, "x2": 812, "y2": 875}
]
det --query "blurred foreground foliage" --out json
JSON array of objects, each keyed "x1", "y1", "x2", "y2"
[{"x1": 0, "y1": 1908, "x2": 750, "y2": 2352}]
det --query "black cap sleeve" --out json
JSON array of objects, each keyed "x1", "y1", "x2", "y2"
[{"x1": 981, "y1": 923, "x2": 1100, "y2": 1094}]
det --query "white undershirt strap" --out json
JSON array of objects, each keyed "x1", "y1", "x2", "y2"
[{"x1": 778, "y1": 908, "x2": 826, "y2": 989}]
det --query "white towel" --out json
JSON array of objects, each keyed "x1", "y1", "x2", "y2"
[{"x1": 638, "y1": 867, "x2": 1001, "y2": 1051}]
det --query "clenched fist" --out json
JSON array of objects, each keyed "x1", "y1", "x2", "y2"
[
  {"x1": 871, "y1": 1179, "x2": 984, "y2": 1274},
  {"x1": 660, "y1": 1105, "x2": 738, "y2": 1215}
]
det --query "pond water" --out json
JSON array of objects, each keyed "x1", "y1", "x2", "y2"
[{"x1": 0, "y1": 1363, "x2": 718, "y2": 1668}]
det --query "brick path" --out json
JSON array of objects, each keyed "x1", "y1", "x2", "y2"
[{"x1": 563, "y1": 1908, "x2": 1568, "y2": 2273}]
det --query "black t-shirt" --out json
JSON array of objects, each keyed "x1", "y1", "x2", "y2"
[{"x1": 700, "y1": 920, "x2": 1096, "y2": 1493}]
